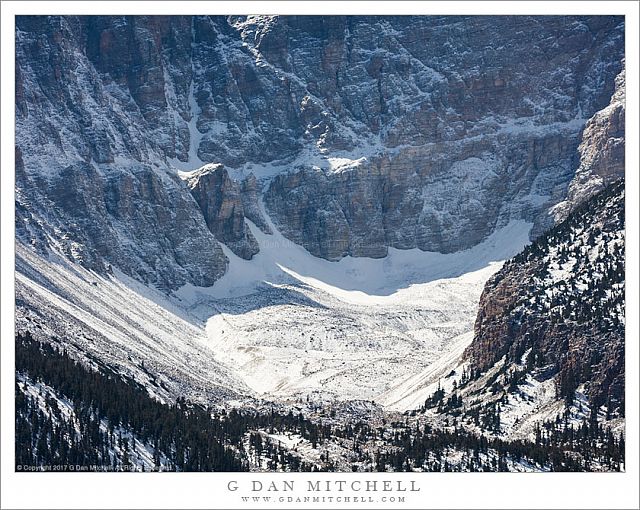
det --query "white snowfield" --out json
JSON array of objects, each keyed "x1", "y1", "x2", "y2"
[
  {"x1": 16, "y1": 210, "x2": 532, "y2": 412},
  {"x1": 181, "y1": 215, "x2": 530, "y2": 405}
]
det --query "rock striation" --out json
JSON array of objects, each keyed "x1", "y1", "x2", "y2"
[{"x1": 15, "y1": 15, "x2": 625, "y2": 286}]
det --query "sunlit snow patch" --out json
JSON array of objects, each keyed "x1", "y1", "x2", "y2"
[{"x1": 174, "y1": 215, "x2": 533, "y2": 408}]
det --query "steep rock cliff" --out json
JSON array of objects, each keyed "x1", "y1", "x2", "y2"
[
  {"x1": 465, "y1": 181, "x2": 624, "y2": 412},
  {"x1": 15, "y1": 15, "x2": 625, "y2": 286},
  {"x1": 552, "y1": 67, "x2": 625, "y2": 223},
  {"x1": 183, "y1": 164, "x2": 260, "y2": 260}
]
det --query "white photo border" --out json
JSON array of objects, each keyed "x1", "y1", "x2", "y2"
[{"x1": 1, "y1": 2, "x2": 638, "y2": 509}]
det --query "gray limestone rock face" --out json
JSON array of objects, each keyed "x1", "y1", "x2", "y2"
[
  {"x1": 15, "y1": 161, "x2": 227, "y2": 291},
  {"x1": 184, "y1": 164, "x2": 259, "y2": 260},
  {"x1": 265, "y1": 128, "x2": 583, "y2": 258},
  {"x1": 250, "y1": 15, "x2": 625, "y2": 257},
  {"x1": 15, "y1": 15, "x2": 227, "y2": 290},
  {"x1": 552, "y1": 67, "x2": 625, "y2": 223},
  {"x1": 240, "y1": 174, "x2": 272, "y2": 234},
  {"x1": 15, "y1": 15, "x2": 625, "y2": 283}
]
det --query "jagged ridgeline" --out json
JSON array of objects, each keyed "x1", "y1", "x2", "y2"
[{"x1": 465, "y1": 180, "x2": 625, "y2": 413}]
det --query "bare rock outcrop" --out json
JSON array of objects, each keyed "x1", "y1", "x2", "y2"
[
  {"x1": 15, "y1": 15, "x2": 625, "y2": 284},
  {"x1": 184, "y1": 164, "x2": 259, "y2": 260},
  {"x1": 465, "y1": 181, "x2": 625, "y2": 411},
  {"x1": 552, "y1": 67, "x2": 625, "y2": 223}
]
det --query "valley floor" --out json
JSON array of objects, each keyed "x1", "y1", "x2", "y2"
[
  {"x1": 177, "y1": 216, "x2": 533, "y2": 407},
  {"x1": 16, "y1": 212, "x2": 532, "y2": 412},
  {"x1": 15, "y1": 214, "x2": 624, "y2": 471}
]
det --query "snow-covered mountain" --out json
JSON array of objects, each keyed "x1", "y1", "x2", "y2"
[
  {"x1": 414, "y1": 181, "x2": 624, "y2": 442},
  {"x1": 16, "y1": 15, "x2": 624, "y2": 286},
  {"x1": 14, "y1": 15, "x2": 625, "y2": 471},
  {"x1": 472, "y1": 181, "x2": 624, "y2": 410}
]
